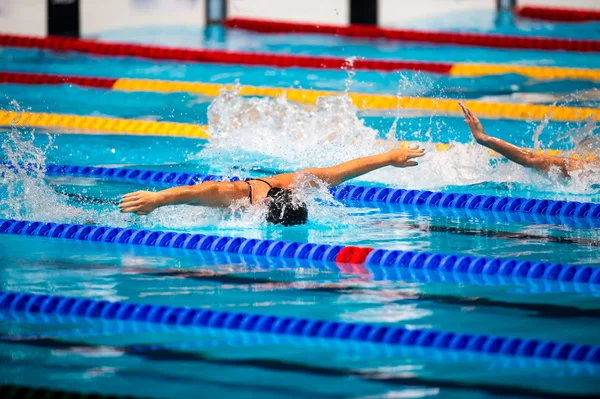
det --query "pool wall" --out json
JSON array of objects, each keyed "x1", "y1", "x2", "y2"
[{"x1": 2, "y1": 0, "x2": 599, "y2": 38}]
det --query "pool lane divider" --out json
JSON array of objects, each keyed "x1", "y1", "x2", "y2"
[
  {"x1": 2, "y1": 72, "x2": 599, "y2": 123},
  {"x1": 1, "y1": 218, "x2": 600, "y2": 287},
  {"x1": 37, "y1": 163, "x2": 600, "y2": 227},
  {"x1": 516, "y1": 6, "x2": 600, "y2": 22},
  {"x1": 0, "y1": 107, "x2": 593, "y2": 162},
  {"x1": 1, "y1": 32, "x2": 600, "y2": 81},
  {"x1": 0, "y1": 216, "x2": 594, "y2": 292},
  {"x1": 1, "y1": 289, "x2": 599, "y2": 364},
  {"x1": 224, "y1": 18, "x2": 600, "y2": 53},
  {"x1": 0, "y1": 110, "x2": 210, "y2": 139},
  {"x1": 7, "y1": 311, "x2": 600, "y2": 371}
]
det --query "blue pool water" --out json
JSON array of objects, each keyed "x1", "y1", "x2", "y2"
[{"x1": 1, "y1": 19, "x2": 600, "y2": 398}]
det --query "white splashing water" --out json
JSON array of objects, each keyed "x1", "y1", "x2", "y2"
[
  {"x1": 0, "y1": 102, "x2": 139, "y2": 226},
  {"x1": 0, "y1": 102, "x2": 80, "y2": 221},
  {"x1": 199, "y1": 87, "x2": 600, "y2": 197}
]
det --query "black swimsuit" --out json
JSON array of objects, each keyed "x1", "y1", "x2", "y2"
[{"x1": 244, "y1": 179, "x2": 273, "y2": 204}]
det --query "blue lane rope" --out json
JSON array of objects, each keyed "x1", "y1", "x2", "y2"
[
  {"x1": 1, "y1": 290, "x2": 599, "y2": 364},
  {"x1": 365, "y1": 263, "x2": 600, "y2": 293},
  {"x1": 37, "y1": 163, "x2": 600, "y2": 227},
  {"x1": 4, "y1": 312, "x2": 596, "y2": 377},
  {"x1": 1, "y1": 218, "x2": 600, "y2": 287},
  {"x1": 364, "y1": 250, "x2": 600, "y2": 286},
  {"x1": 4, "y1": 162, "x2": 598, "y2": 227}
]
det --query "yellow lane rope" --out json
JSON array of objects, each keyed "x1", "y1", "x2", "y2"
[
  {"x1": 450, "y1": 63, "x2": 600, "y2": 82},
  {"x1": 112, "y1": 79, "x2": 599, "y2": 122},
  {"x1": 0, "y1": 111, "x2": 592, "y2": 160},
  {"x1": 0, "y1": 111, "x2": 210, "y2": 139}
]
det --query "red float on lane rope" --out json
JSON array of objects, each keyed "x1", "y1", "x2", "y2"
[{"x1": 335, "y1": 246, "x2": 374, "y2": 264}]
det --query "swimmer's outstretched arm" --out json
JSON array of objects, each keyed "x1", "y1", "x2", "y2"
[
  {"x1": 120, "y1": 148, "x2": 424, "y2": 214},
  {"x1": 120, "y1": 181, "x2": 237, "y2": 215},
  {"x1": 272, "y1": 147, "x2": 424, "y2": 188},
  {"x1": 459, "y1": 102, "x2": 575, "y2": 177}
]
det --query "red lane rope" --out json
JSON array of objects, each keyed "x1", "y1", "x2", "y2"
[
  {"x1": 516, "y1": 6, "x2": 600, "y2": 22},
  {"x1": 0, "y1": 33, "x2": 452, "y2": 73},
  {"x1": 0, "y1": 71, "x2": 116, "y2": 88},
  {"x1": 224, "y1": 17, "x2": 600, "y2": 53}
]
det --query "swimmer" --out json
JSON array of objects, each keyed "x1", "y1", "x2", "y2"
[
  {"x1": 119, "y1": 147, "x2": 425, "y2": 226},
  {"x1": 459, "y1": 102, "x2": 599, "y2": 178}
]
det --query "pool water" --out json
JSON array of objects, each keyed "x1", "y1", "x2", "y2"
[{"x1": 1, "y1": 16, "x2": 600, "y2": 399}]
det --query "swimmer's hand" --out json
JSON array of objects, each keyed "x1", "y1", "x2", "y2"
[
  {"x1": 119, "y1": 191, "x2": 162, "y2": 215},
  {"x1": 387, "y1": 147, "x2": 425, "y2": 167},
  {"x1": 459, "y1": 102, "x2": 487, "y2": 144}
]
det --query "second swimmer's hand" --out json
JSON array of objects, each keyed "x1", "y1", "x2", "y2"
[
  {"x1": 387, "y1": 147, "x2": 425, "y2": 167},
  {"x1": 459, "y1": 102, "x2": 488, "y2": 144},
  {"x1": 119, "y1": 191, "x2": 162, "y2": 215}
]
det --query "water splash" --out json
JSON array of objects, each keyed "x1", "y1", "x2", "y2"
[
  {"x1": 0, "y1": 102, "x2": 138, "y2": 226},
  {"x1": 531, "y1": 114, "x2": 551, "y2": 152},
  {"x1": 201, "y1": 88, "x2": 491, "y2": 186},
  {"x1": 342, "y1": 57, "x2": 357, "y2": 94},
  {"x1": 0, "y1": 101, "x2": 77, "y2": 221},
  {"x1": 200, "y1": 88, "x2": 599, "y2": 198}
]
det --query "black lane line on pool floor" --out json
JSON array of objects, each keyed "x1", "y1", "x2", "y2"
[
  {"x1": 1, "y1": 335, "x2": 596, "y2": 399},
  {"x1": 16, "y1": 259, "x2": 600, "y2": 320},
  {"x1": 0, "y1": 383, "x2": 145, "y2": 399},
  {"x1": 0, "y1": 354, "x2": 337, "y2": 399},
  {"x1": 55, "y1": 192, "x2": 600, "y2": 248},
  {"x1": 408, "y1": 223, "x2": 600, "y2": 247}
]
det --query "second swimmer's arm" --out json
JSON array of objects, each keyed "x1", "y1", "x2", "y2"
[
  {"x1": 459, "y1": 102, "x2": 570, "y2": 176},
  {"x1": 119, "y1": 182, "x2": 235, "y2": 215},
  {"x1": 286, "y1": 148, "x2": 424, "y2": 187}
]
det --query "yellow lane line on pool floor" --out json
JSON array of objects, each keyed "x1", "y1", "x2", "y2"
[
  {"x1": 0, "y1": 111, "x2": 210, "y2": 139},
  {"x1": 0, "y1": 110, "x2": 592, "y2": 161},
  {"x1": 111, "y1": 79, "x2": 600, "y2": 122}
]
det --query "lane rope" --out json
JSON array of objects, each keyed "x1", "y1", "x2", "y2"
[
  {"x1": 0, "y1": 104, "x2": 594, "y2": 163},
  {"x1": 1, "y1": 33, "x2": 600, "y2": 81},
  {"x1": 1, "y1": 219, "x2": 599, "y2": 286},
  {"x1": 6, "y1": 311, "x2": 600, "y2": 369},
  {"x1": 516, "y1": 6, "x2": 600, "y2": 22},
  {"x1": 224, "y1": 17, "x2": 600, "y2": 53},
  {"x1": 2, "y1": 71, "x2": 599, "y2": 122},
  {"x1": 1, "y1": 214, "x2": 593, "y2": 294},
  {"x1": 1, "y1": 289, "x2": 599, "y2": 363},
  {"x1": 36, "y1": 163, "x2": 600, "y2": 227},
  {"x1": 0, "y1": 110, "x2": 209, "y2": 139},
  {"x1": 447, "y1": 63, "x2": 600, "y2": 82}
]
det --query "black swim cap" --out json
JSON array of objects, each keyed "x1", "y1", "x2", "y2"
[{"x1": 265, "y1": 188, "x2": 308, "y2": 226}]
